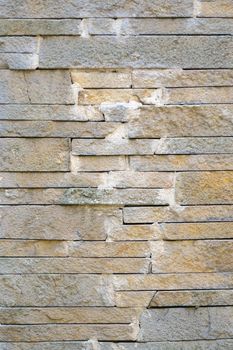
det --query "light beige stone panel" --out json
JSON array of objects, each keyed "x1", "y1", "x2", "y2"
[
  {"x1": 116, "y1": 291, "x2": 154, "y2": 307},
  {"x1": 71, "y1": 70, "x2": 131, "y2": 88},
  {"x1": 197, "y1": 0, "x2": 233, "y2": 17},
  {"x1": 71, "y1": 155, "x2": 128, "y2": 172}
]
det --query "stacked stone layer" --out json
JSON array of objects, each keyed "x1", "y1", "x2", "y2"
[{"x1": 0, "y1": 1, "x2": 233, "y2": 349}]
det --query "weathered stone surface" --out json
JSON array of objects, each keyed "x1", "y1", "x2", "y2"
[
  {"x1": 139, "y1": 307, "x2": 233, "y2": 341},
  {"x1": 0, "y1": 121, "x2": 119, "y2": 137},
  {"x1": 0, "y1": 0, "x2": 193, "y2": 18},
  {"x1": 0, "y1": 37, "x2": 37, "y2": 53},
  {"x1": 0, "y1": 52, "x2": 39, "y2": 70},
  {"x1": 123, "y1": 205, "x2": 233, "y2": 224},
  {"x1": 71, "y1": 155, "x2": 127, "y2": 172},
  {"x1": 0, "y1": 105, "x2": 104, "y2": 121},
  {"x1": 130, "y1": 154, "x2": 233, "y2": 171},
  {"x1": 0, "y1": 343, "x2": 91, "y2": 350},
  {"x1": 88, "y1": 18, "x2": 116, "y2": 35},
  {"x1": 101, "y1": 102, "x2": 141, "y2": 122},
  {"x1": 0, "y1": 188, "x2": 168, "y2": 205},
  {"x1": 0, "y1": 257, "x2": 149, "y2": 274},
  {"x1": 166, "y1": 87, "x2": 233, "y2": 104},
  {"x1": 100, "y1": 340, "x2": 233, "y2": 350},
  {"x1": 0, "y1": 138, "x2": 69, "y2": 172},
  {"x1": 152, "y1": 240, "x2": 233, "y2": 273},
  {"x1": 115, "y1": 291, "x2": 154, "y2": 307},
  {"x1": 113, "y1": 273, "x2": 233, "y2": 290},
  {"x1": 150, "y1": 290, "x2": 233, "y2": 307},
  {"x1": 0, "y1": 172, "x2": 103, "y2": 188},
  {"x1": 72, "y1": 139, "x2": 158, "y2": 155},
  {"x1": 133, "y1": 69, "x2": 233, "y2": 87},
  {"x1": 0, "y1": 275, "x2": 114, "y2": 306},
  {"x1": 71, "y1": 70, "x2": 131, "y2": 88},
  {"x1": 0, "y1": 205, "x2": 121, "y2": 240},
  {"x1": 197, "y1": 0, "x2": 233, "y2": 17},
  {"x1": 176, "y1": 171, "x2": 233, "y2": 205},
  {"x1": 157, "y1": 137, "x2": 233, "y2": 154},
  {"x1": 160, "y1": 222, "x2": 233, "y2": 240},
  {"x1": 40, "y1": 36, "x2": 233, "y2": 69},
  {"x1": 108, "y1": 224, "x2": 160, "y2": 241},
  {"x1": 122, "y1": 18, "x2": 233, "y2": 35},
  {"x1": 0, "y1": 240, "x2": 69, "y2": 257},
  {"x1": 0, "y1": 70, "x2": 73, "y2": 104},
  {"x1": 0, "y1": 307, "x2": 140, "y2": 324},
  {"x1": 128, "y1": 105, "x2": 233, "y2": 138},
  {"x1": 78, "y1": 89, "x2": 160, "y2": 105},
  {"x1": 0, "y1": 19, "x2": 81, "y2": 35},
  {"x1": 0, "y1": 324, "x2": 136, "y2": 341},
  {"x1": 69, "y1": 241, "x2": 150, "y2": 257}
]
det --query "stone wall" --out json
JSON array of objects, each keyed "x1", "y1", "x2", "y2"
[{"x1": 1, "y1": 1, "x2": 233, "y2": 349}]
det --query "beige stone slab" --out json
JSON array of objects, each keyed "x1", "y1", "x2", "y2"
[
  {"x1": 0, "y1": 121, "x2": 120, "y2": 138},
  {"x1": 115, "y1": 291, "x2": 154, "y2": 307},
  {"x1": 161, "y1": 222, "x2": 233, "y2": 240},
  {"x1": 113, "y1": 273, "x2": 233, "y2": 290},
  {"x1": 0, "y1": 205, "x2": 121, "y2": 240},
  {"x1": 108, "y1": 225, "x2": 160, "y2": 241},
  {"x1": 71, "y1": 155, "x2": 128, "y2": 172},
  {"x1": 0, "y1": 138, "x2": 70, "y2": 172},
  {"x1": 0, "y1": 342, "x2": 91, "y2": 350},
  {"x1": 150, "y1": 290, "x2": 233, "y2": 307},
  {"x1": 176, "y1": 171, "x2": 233, "y2": 205},
  {"x1": 197, "y1": 0, "x2": 233, "y2": 17},
  {"x1": 132, "y1": 69, "x2": 233, "y2": 88},
  {"x1": 152, "y1": 240, "x2": 233, "y2": 273},
  {"x1": 123, "y1": 205, "x2": 233, "y2": 224},
  {"x1": 72, "y1": 139, "x2": 158, "y2": 156},
  {"x1": 78, "y1": 89, "x2": 159, "y2": 105},
  {"x1": 0, "y1": 324, "x2": 136, "y2": 342},
  {"x1": 157, "y1": 137, "x2": 233, "y2": 154},
  {"x1": 0, "y1": 257, "x2": 149, "y2": 274},
  {"x1": 128, "y1": 105, "x2": 233, "y2": 138},
  {"x1": 0, "y1": 275, "x2": 114, "y2": 307},
  {"x1": 71, "y1": 70, "x2": 131, "y2": 88},
  {"x1": 130, "y1": 154, "x2": 233, "y2": 171},
  {"x1": 0, "y1": 307, "x2": 140, "y2": 324},
  {"x1": 166, "y1": 87, "x2": 233, "y2": 104}
]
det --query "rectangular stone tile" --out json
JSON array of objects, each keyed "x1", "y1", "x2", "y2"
[
  {"x1": 160, "y1": 222, "x2": 233, "y2": 240},
  {"x1": 130, "y1": 154, "x2": 233, "y2": 171},
  {"x1": 123, "y1": 205, "x2": 233, "y2": 224},
  {"x1": 0, "y1": 19, "x2": 81, "y2": 35},
  {"x1": 113, "y1": 273, "x2": 233, "y2": 290},
  {"x1": 150, "y1": 290, "x2": 233, "y2": 307},
  {"x1": 69, "y1": 241, "x2": 150, "y2": 257},
  {"x1": 108, "y1": 224, "x2": 160, "y2": 241},
  {"x1": 0, "y1": 307, "x2": 140, "y2": 324},
  {"x1": 0, "y1": 257, "x2": 149, "y2": 274},
  {"x1": 0, "y1": 138, "x2": 70, "y2": 172},
  {"x1": 122, "y1": 18, "x2": 233, "y2": 35},
  {"x1": 39, "y1": 36, "x2": 233, "y2": 69},
  {"x1": 128, "y1": 105, "x2": 233, "y2": 138},
  {"x1": 100, "y1": 102, "x2": 141, "y2": 122},
  {"x1": 0, "y1": 172, "x2": 103, "y2": 188},
  {"x1": 72, "y1": 139, "x2": 158, "y2": 156},
  {"x1": 197, "y1": 0, "x2": 233, "y2": 17},
  {"x1": 100, "y1": 340, "x2": 233, "y2": 350},
  {"x1": 0, "y1": 0, "x2": 193, "y2": 18},
  {"x1": 0, "y1": 205, "x2": 121, "y2": 240},
  {"x1": 0, "y1": 105, "x2": 104, "y2": 121},
  {"x1": 0, "y1": 240, "x2": 69, "y2": 257},
  {"x1": 87, "y1": 18, "x2": 116, "y2": 35},
  {"x1": 132, "y1": 69, "x2": 233, "y2": 88},
  {"x1": 176, "y1": 171, "x2": 233, "y2": 205},
  {"x1": 71, "y1": 156, "x2": 127, "y2": 172},
  {"x1": 0, "y1": 36, "x2": 37, "y2": 53},
  {"x1": 0, "y1": 52, "x2": 38, "y2": 70},
  {"x1": 78, "y1": 89, "x2": 159, "y2": 105},
  {"x1": 166, "y1": 87, "x2": 233, "y2": 104},
  {"x1": 0, "y1": 324, "x2": 135, "y2": 341},
  {"x1": 71, "y1": 70, "x2": 131, "y2": 88},
  {"x1": 0, "y1": 121, "x2": 119, "y2": 138},
  {"x1": 157, "y1": 137, "x2": 233, "y2": 154},
  {"x1": 0, "y1": 188, "x2": 168, "y2": 205},
  {"x1": 0, "y1": 275, "x2": 114, "y2": 306},
  {"x1": 152, "y1": 240, "x2": 233, "y2": 273},
  {"x1": 0, "y1": 342, "x2": 91, "y2": 350},
  {"x1": 115, "y1": 291, "x2": 154, "y2": 307},
  {"x1": 139, "y1": 307, "x2": 233, "y2": 341}
]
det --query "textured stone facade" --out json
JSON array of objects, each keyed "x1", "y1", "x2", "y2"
[{"x1": 0, "y1": 1, "x2": 233, "y2": 349}]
